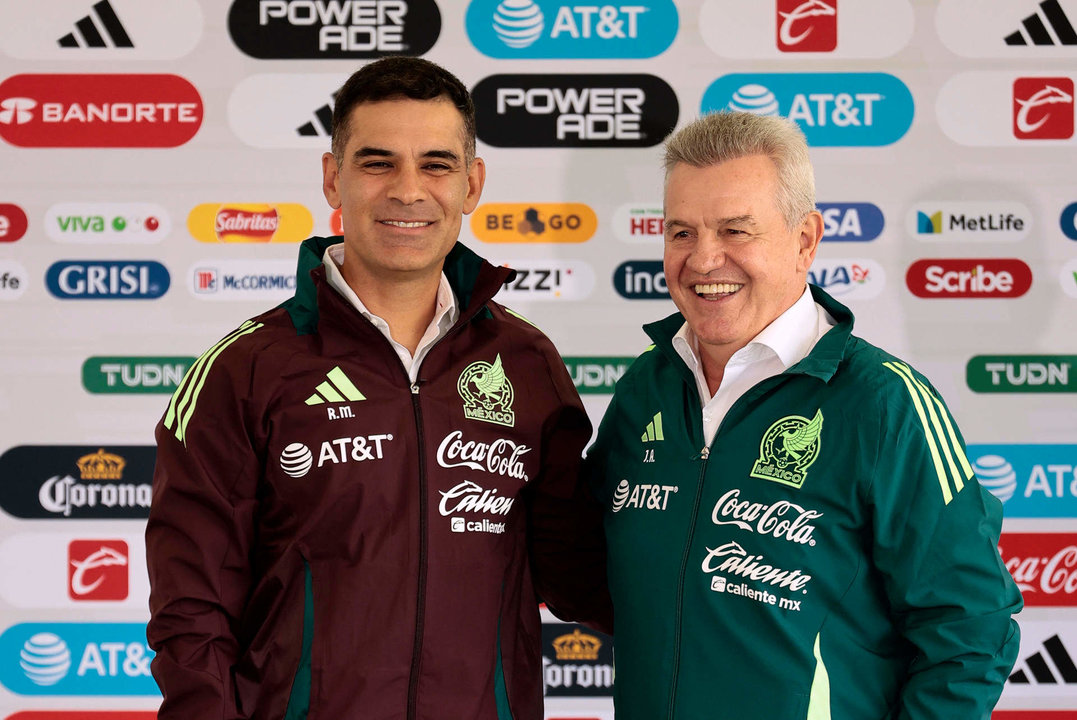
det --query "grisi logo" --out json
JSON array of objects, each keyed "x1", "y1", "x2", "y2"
[
  {"x1": 750, "y1": 410, "x2": 823, "y2": 488},
  {"x1": 280, "y1": 443, "x2": 313, "y2": 477}
]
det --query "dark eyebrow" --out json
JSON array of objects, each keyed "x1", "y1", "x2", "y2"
[
  {"x1": 423, "y1": 149, "x2": 462, "y2": 164},
  {"x1": 351, "y1": 147, "x2": 462, "y2": 164}
]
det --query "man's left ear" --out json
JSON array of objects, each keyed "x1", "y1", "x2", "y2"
[
  {"x1": 463, "y1": 157, "x2": 486, "y2": 215},
  {"x1": 797, "y1": 210, "x2": 824, "y2": 272}
]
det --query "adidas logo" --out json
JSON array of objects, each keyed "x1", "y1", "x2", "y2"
[
  {"x1": 306, "y1": 366, "x2": 365, "y2": 405},
  {"x1": 58, "y1": 0, "x2": 133, "y2": 48},
  {"x1": 297, "y1": 95, "x2": 337, "y2": 137},
  {"x1": 1010, "y1": 634, "x2": 1077, "y2": 684},
  {"x1": 1005, "y1": 0, "x2": 1077, "y2": 46},
  {"x1": 641, "y1": 412, "x2": 664, "y2": 443}
]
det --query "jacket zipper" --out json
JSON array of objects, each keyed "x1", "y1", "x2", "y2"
[
  {"x1": 406, "y1": 381, "x2": 428, "y2": 720},
  {"x1": 666, "y1": 445, "x2": 710, "y2": 720}
]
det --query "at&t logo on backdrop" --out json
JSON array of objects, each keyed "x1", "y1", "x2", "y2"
[{"x1": 969, "y1": 445, "x2": 1077, "y2": 517}]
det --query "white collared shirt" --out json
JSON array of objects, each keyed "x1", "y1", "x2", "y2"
[
  {"x1": 323, "y1": 244, "x2": 458, "y2": 383},
  {"x1": 672, "y1": 286, "x2": 837, "y2": 447}
]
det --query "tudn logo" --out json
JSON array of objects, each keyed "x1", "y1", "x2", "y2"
[
  {"x1": 973, "y1": 454, "x2": 1018, "y2": 502},
  {"x1": 493, "y1": 0, "x2": 544, "y2": 48},
  {"x1": 726, "y1": 84, "x2": 779, "y2": 115},
  {"x1": 777, "y1": 0, "x2": 837, "y2": 52},
  {"x1": 0, "y1": 97, "x2": 37, "y2": 125},
  {"x1": 280, "y1": 443, "x2": 314, "y2": 478},
  {"x1": 1014, "y1": 77, "x2": 1074, "y2": 139},
  {"x1": 20, "y1": 633, "x2": 71, "y2": 686},
  {"x1": 611, "y1": 479, "x2": 630, "y2": 512}
]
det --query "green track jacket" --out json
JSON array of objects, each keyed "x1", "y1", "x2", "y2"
[{"x1": 586, "y1": 286, "x2": 1022, "y2": 720}]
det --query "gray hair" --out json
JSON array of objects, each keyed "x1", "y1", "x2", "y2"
[{"x1": 663, "y1": 111, "x2": 816, "y2": 228}]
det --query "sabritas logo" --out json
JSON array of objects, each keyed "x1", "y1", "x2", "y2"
[
  {"x1": 472, "y1": 203, "x2": 596, "y2": 243},
  {"x1": 777, "y1": 0, "x2": 837, "y2": 52},
  {"x1": 1001, "y1": 533, "x2": 1077, "y2": 606},
  {"x1": 0, "y1": 203, "x2": 28, "y2": 242},
  {"x1": 68, "y1": 540, "x2": 128, "y2": 601},
  {"x1": 187, "y1": 203, "x2": 314, "y2": 243},
  {"x1": 1013, "y1": 77, "x2": 1074, "y2": 139},
  {"x1": 905, "y1": 258, "x2": 1032, "y2": 298},
  {"x1": 0, "y1": 74, "x2": 203, "y2": 148}
]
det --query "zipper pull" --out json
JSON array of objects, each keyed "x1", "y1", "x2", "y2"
[
  {"x1": 700, "y1": 447, "x2": 710, "y2": 460},
  {"x1": 411, "y1": 383, "x2": 420, "y2": 395}
]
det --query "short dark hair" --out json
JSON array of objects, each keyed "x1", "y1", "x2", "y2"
[{"x1": 331, "y1": 57, "x2": 476, "y2": 166}]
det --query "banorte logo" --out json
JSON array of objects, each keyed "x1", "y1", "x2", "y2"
[
  {"x1": 905, "y1": 258, "x2": 1032, "y2": 298},
  {"x1": 0, "y1": 203, "x2": 28, "y2": 242},
  {"x1": 187, "y1": 203, "x2": 314, "y2": 243},
  {"x1": 776, "y1": 0, "x2": 837, "y2": 52},
  {"x1": 1014, "y1": 77, "x2": 1074, "y2": 139},
  {"x1": 0, "y1": 74, "x2": 202, "y2": 148},
  {"x1": 472, "y1": 203, "x2": 597, "y2": 243},
  {"x1": 1000, "y1": 533, "x2": 1077, "y2": 606}
]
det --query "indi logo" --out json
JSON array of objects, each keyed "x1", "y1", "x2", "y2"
[
  {"x1": 68, "y1": 540, "x2": 129, "y2": 601},
  {"x1": 1013, "y1": 77, "x2": 1075, "y2": 139},
  {"x1": 776, "y1": 0, "x2": 837, "y2": 52}
]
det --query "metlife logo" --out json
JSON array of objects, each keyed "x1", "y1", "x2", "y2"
[
  {"x1": 227, "y1": 0, "x2": 440, "y2": 58},
  {"x1": 0, "y1": 623, "x2": 158, "y2": 696},
  {"x1": 701, "y1": 73, "x2": 914, "y2": 146},
  {"x1": 969, "y1": 444, "x2": 1077, "y2": 517},
  {"x1": 807, "y1": 259, "x2": 885, "y2": 299},
  {"x1": 938, "y1": 72, "x2": 1076, "y2": 146},
  {"x1": 0, "y1": 203, "x2": 28, "y2": 243},
  {"x1": 493, "y1": 259, "x2": 595, "y2": 301},
  {"x1": 189, "y1": 259, "x2": 296, "y2": 301},
  {"x1": 613, "y1": 260, "x2": 668, "y2": 299},
  {"x1": 466, "y1": 0, "x2": 678, "y2": 58},
  {"x1": 472, "y1": 74, "x2": 678, "y2": 148},
  {"x1": 0, "y1": 261, "x2": 28, "y2": 301},
  {"x1": 967, "y1": 355, "x2": 1076, "y2": 393},
  {"x1": 45, "y1": 203, "x2": 169, "y2": 244},
  {"x1": 907, "y1": 202, "x2": 1031, "y2": 242},
  {"x1": 817, "y1": 202, "x2": 884, "y2": 242},
  {"x1": 46, "y1": 261, "x2": 169, "y2": 300},
  {"x1": 82, "y1": 356, "x2": 196, "y2": 394},
  {"x1": 472, "y1": 203, "x2": 597, "y2": 243},
  {"x1": 905, "y1": 258, "x2": 1032, "y2": 298}
]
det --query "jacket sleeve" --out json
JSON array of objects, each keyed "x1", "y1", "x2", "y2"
[
  {"x1": 523, "y1": 347, "x2": 614, "y2": 634},
  {"x1": 869, "y1": 361, "x2": 1022, "y2": 720},
  {"x1": 145, "y1": 330, "x2": 263, "y2": 720}
]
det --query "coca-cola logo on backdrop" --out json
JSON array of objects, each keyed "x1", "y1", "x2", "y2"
[{"x1": 1000, "y1": 533, "x2": 1077, "y2": 606}]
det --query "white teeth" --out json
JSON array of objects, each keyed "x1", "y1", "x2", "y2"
[
  {"x1": 382, "y1": 220, "x2": 430, "y2": 228},
  {"x1": 694, "y1": 283, "x2": 742, "y2": 295}
]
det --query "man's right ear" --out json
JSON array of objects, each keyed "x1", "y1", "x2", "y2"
[{"x1": 322, "y1": 152, "x2": 342, "y2": 210}]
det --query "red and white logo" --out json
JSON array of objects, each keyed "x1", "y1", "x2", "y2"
[
  {"x1": 905, "y1": 258, "x2": 1032, "y2": 298},
  {"x1": 0, "y1": 203, "x2": 28, "y2": 242},
  {"x1": 776, "y1": 0, "x2": 837, "y2": 52},
  {"x1": 1001, "y1": 533, "x2": 1077, "y2": 607},
  {"x1": 1013, "y1": 77, "x2": 1074, "y2": 140},
  {"x1": 193, "y1": 267, "x2": 218, "y2": 293},
  {"x1": 68, "y1": 540, "x2": 129, "y2": 601},
  {"x1": 0, "y1": 74, "x2": 203, "y2": 148}
]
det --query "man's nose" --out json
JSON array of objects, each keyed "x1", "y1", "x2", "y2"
[
  {"x1": 388, "y1": 165, "x2": 425, "y2": 204},
  {"x1": 686, "y1": 233, "x2": 726, "y2": 273}
]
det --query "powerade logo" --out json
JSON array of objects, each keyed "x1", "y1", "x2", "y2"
[
  {"x1": 472, "y1": 74, "x2": 678, "y2": 147},
  {"x1": 701, "y1": 73, "x2": 914, "y2": 146},
  {"x1": 466, "y1": 0, "x2": 678, "y2": 58},
  {"x1": 82, "y1": 356, "x2": 197, "y2": 394},
  {"x1": 967, "y1": 355, "x2": 1076, "y2": 393},
  {"x1": 613, "y1": 260, "x2": 668, "y2": 299},
  {"x1": 807, "y1": 259, "x2": 884, "y2": 299},
  {"x1": 46, "y1": 261, "x2": 169, "y2": 300},
  {"x1": 228, "y1": 0, "x2": 440, "y2": 58},
  {"x1": 563, "y1": 356, "x2": 634, "y2": 394},
  {"x1": 969, "y1": 444, "x2": 1077, "y2": 517},
  {"x1": 0, "y1": 623, "x2": 157, "y2": 695},
  {"x1": 817, "y1": 202, "x2": 884, "y2": 241},
  {"x1": 1062, "y1": 201, "x2": 1077, "y2": 240}
]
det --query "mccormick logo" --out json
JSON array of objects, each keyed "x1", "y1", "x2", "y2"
[
  {"x1": 750, "y1": 410, "x2": 823, "y2": 489},
  {"x1": 82, "y1": 356, "x2": 196, "y2": 394},
  {"x1": 0, "y1": 203, "x2": 28, "y2": 242},
  {"x1": 471, "y1": 74, "x2": 678, "y2": 147},
  {"x1": 187, "y1": 203, "x2": 313, "y2": 243},
  {"x1": 0, "y1": 74, "x2": 203, "y2": 148},
  {"x1": 969, "y1": 444, "x2": 1077, "y2": 517},
  {"x1": 458, "y1": 355, "x2": 516, "y2": 427},
  {"x1": 905, "y1": 258, "x2": 1032, "y2": 298},
  {"x1": 967, "y1": 355, "x2": 1075, "y2": 393},
  {"x1": 68, "y1": 540, "x2": 129, "y2": 601},
  {"x1": 776, "y1": 0, "x2": 837, "y2": 52},
  {"x1": 472, "y1": 203, "x2": 597, "y2": 243},
  {"x1": 494, "y1": 259, "x2": 595, "y2": 301},
  {"x1": 466, "y1": 0, "x2": 678, "y2": 59},
  {"x1": 188, "y1": 259, "x2": 296, "y2": 301},
  {"x1": 0, "y1": 261, "x2": 28, "y2": 300},
  {"x1": 45, "y1": 203, "x2": 169, "y2": 244},
  {"x1": 702, "y1": 73, "x2": 914, "y2": 146},
  {"x1": 612, "y1": 204, "x2": 663, "y2": 244},
  {"x1": 909, "y1": 202, "x2": 1030, "y2": 241},
  {"x1": 563, "y1": 356, "x2": 633, "y2": 394},
  {"x1": 227, "y1": 0, "x2": 440, "y2": 58},
  {"x1": 0, "y1": 623, "x2": 158, "y2": 696},
  {"x1": 46, "y1": 261, "x2": 170, "y2": 300},
  {"x1": 541, "y1": 623, "x2": 614, "y2": 697},
  {"x1": 817, "y1": 202, "x2": 884, "y2": 242},
  {"x1": 807, "y1": 259, "x2": 884, "y2": 299},
  {"x1": 1000, "y1": 533, "x2": 1077, "y2": 606},
  {"x1": 1014, "y1": 77, "x2": 1075, "y2": 139},
  {"x1": 613, "y1": 260, "x2": 668, "y2": 299}
]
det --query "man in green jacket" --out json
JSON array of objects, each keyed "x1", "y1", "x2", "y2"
[{"x1": 586, "y1": 111, "x2": 1022, "y2": 719}]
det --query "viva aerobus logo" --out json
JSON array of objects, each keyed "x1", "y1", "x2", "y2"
[
  {"x1": 83, "y1": 356, "x2": 196, "y2": 394},
  {"x1": 0, "y1": 623, "x2": 157, "y2": 696},
  {"x1": 0, "y1": 74, "x2": 202, "y2": 148},
  {"x1": 228, "y1": 0, "x2": 440, "y2": 58},
  {"x1": 701, "y1": 73, "x2": 914, "y2": 146},
  {"x1": 967, "y1": 355, "x2": 1075, "y2": 393},
  {"x1": 563, "y1": 356, "x2": 634, "y2": 394},
  {"x1": 466, "y1": 0, "x2": 678, "y2": 58},
  {"x1": 46, "y1": 260, "x2": 169, "y2": 300},
  {"x1": 969, "y1": 444, "x2": 1077, "y2": 517}
]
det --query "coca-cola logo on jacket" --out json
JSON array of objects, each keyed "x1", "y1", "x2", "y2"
[
  {"x1": 905, "y1": 258, "x2": 1032, "y2": 298},
  {"x1": 1001, "y1": 533, "x2": 1077, "y2": 606}
]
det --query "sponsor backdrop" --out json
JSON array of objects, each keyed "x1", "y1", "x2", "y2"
[{"x1": 0, "y1": 0, "x2": 1075, "y2": 716}]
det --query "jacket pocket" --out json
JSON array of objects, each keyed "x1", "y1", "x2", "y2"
[{"x1": 283, "y1": 556, "x2": 315, "y2": 719}]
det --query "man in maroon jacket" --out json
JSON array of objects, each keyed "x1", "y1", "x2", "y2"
[{"x1": 146, "y1": 57, "x2": 611, "y2": 720}]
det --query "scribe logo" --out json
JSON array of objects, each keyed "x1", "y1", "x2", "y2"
[
  {"x1": 46, "y1": 203, "x2": 169, "y2": 244},
  {"x1": 472, "y1": 74, "x2": 678, "y2": 148},
  {"x1": 46, "y1": 261, "x2": 169, "y2": 300},
  {"x1": 905, "y1": 258, "x2": 1032, "y2": 298},
  {"x1": 0, "y1": 203, "x2": 28, "y2": 242},
  {"x1": 0, "y1": 74, "x2": 203, "y2": 148},
  {"x1": 0, "y1": 261, "x2": 28, "y2": 300},
  {"x1": 776, "y1": 0, "x2": 837, "y2": 52},
  {"x1": 83, "y1": 356, "x2": 196, "y2": 394},
  {"x1": 1014, "y1": 77, "x2": 1074, "y2": 139},
  {"x1": 187, "y1": 203, "x2": 314, "y2": 243},
  {"x1": 563, "y1": 357, "x2": 633, "y2": 394},
  {"x1": 68, "y1": 540, "x2": 128, "y2": 601},
  {"x1": 472, "y1": 203, "x2": 597, "y2": 243},
  {"x1": 613, "y1": 260, "x2": 668, "y2": 299},
  {"x1": 466, "y1": 0, "x2": 678, "y2": 59},
  {"x1": 817, "y1": 202, "x2": 884, "y2": 241},
  {"x1": 807, "y1": 259, "x2": 884, "y2": 299},
  {"x1": 968, "y1": 355, "x2": 1075, "y2": 393},
  {"x1": 494, "y1": 259, "x2": 595, "y2": 301},
  {"x1": 227, "y1": 0, "x2": 441, "y2": 59}
]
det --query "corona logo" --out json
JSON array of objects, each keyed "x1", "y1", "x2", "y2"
[
  {"x1": 552, "y1": 628, "x2": 602, "y2": 661},
  {"x1": 76, "y1": 449, "x2": 126, "y2": 481}
]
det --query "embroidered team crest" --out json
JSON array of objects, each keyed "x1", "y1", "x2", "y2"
[
  {"x1": 749, "y1": 410, "x2": 823, "y2": 488},
  {"x1": 458, "y1": 354, "x2": 516, "y2": 427}
]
